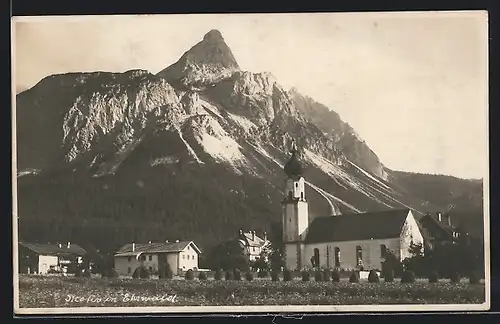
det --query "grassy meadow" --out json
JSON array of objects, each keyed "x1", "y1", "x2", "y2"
[{"x1": 18, "y1": 274, "x2": 485, "y2": 308}]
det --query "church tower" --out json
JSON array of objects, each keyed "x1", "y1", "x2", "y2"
[{"x1": 282, "y1": 141, "x2": 309, "y2": 270}]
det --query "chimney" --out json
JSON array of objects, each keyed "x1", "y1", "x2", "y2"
[
  {"x1": 148, "y1": 241, "x2": 152, "y2": 244},
  {"x1": 437, "y1": 212, "x2": 442, "y2": 222},
  {"x1": 252, "y1": 231, "x2": 255, "y2": 241},
  {"x1": 132, "y1": 242, "x2": 135, "y2": 252},
  {"x1": 175, "y1": 240, "x2": 179, "y2": 243},
  {"x1": 67, "y1": 242, "x2": 71, "y2": 249},
  {"x1": 58, "y1": 243, "x2": 62, "y2": 249},
  {"x1": 263, "y1": 231, "x2": 267, "y2": 242},
  {"x1": 165, "y1": 240, "x2": 169, "y2": 243},
  {"x1": 239, "y1": 229, "x2": 243, "y2": 235},
  {"x1": 446, "y1": 214, "x2": 452, "y2": 227}
]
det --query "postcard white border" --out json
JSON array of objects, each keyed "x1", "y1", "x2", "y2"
[{"x1": 11, "y1": 11, "x2": 491, "y2": 315}]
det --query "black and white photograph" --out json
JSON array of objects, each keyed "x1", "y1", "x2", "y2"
[{"x1": 12, "y1": 11, "x2": 489, "y2": 314}]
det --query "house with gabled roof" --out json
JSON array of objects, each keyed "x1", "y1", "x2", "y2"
[
  {"x1": 237, "y1": 230, "x2": 271, "y2": 262},
  {"x1": 18, "y1": 241, "x2": 87, "y2": 274},
  {"x1": 114, "y1": 240, "x2": 202, "y2": 277},
  {"x1": 281, "y1": 145, "x2": 424, "y2": 271}
]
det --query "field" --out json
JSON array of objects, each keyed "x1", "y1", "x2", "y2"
[{"x1": 18, "y1": 274, "x2": 485, "y2": 308}]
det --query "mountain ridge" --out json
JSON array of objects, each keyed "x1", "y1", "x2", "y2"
[{"x1": 15, "y1": 29, "x2": 483, "y2": 253}]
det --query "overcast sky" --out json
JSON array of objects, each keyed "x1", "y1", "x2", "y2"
[{"x1": 13, "y1": 12, "x2": 488, "y2": 179}]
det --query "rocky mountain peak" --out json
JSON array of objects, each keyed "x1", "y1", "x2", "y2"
[{"x1": 157, "y1": 29, "x2": 240, "y2": 90}]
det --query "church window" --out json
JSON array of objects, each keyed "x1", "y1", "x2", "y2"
[
  {"x1": 334, "y1": 247, "x2": 340, "y2": 267},
  {"x1": 380, "y1": 244, "x2": 387, "y2": 258},
  {"x1": 312, "y1": 248, "x2": 320, "y2": 268},
  {"x1": 356, "y1": 246, "x2": 363, "y2": 266}
]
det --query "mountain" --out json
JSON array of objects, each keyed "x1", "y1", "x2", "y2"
[{"x1": 15, "y1": 30, "x2": 484, "y2": 254}]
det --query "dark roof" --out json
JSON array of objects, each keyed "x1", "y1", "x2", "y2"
[
  {"x1": 19, "y1": 242, "x2": 87, "y2": 257},
  {"x1": 284, "y1": 147, "x2": 303, "y2": 178},
  {"x1": 115, "y1": 241, "x2": 201, "y2": 257},
  {"x1": 238, "y1": 232, "x2": 269, "y2": 248},
  {"x1": 305, "y1": 209, "x2": 411, "y2": 244}
]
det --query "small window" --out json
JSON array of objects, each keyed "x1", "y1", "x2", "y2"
[
  {"x1": 295, "y1": 183, "x2": 298, "y2": 188},
  {"x1": 127, "y1": 267, "x2": 131, "y2": 274},
  {"x1": 300, "y1": 192, "x2": 304, "y2": 200},
  {"x1": 148, "y1": 255, "x2": 152, "y2": 261},
  {"x1": 253, "y1": 247, "x2": 255, "y2": 252},
  {"x1": 188, "y1": 246, "x2": 191, "y2": 250}
]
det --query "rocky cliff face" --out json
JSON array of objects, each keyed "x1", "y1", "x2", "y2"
[{"x1": 15, "y1": 30, "x2": 483, "y2": 252}]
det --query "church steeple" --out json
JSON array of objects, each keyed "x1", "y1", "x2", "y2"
[{"x1": 284, "y1": 140, "x2": 303, "y2": 178}]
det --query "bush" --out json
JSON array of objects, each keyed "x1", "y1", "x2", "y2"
[
  {"x1": 301, "y1": 270, "x2": 311, "y2": 282},
  {"x1": 428, "y1": 271, "x2": 439, "y2": 283},
  {"x1": 271, "y1": 271, "x2": 280, "y2": 281},
  {"x1": 233, "y1": 269, "x2": 242, "y2": 281},
  {"x1": 383, "y1": 269, "x2": 394, "y2": 283},
  {"x1": 132, "y1": 266, "x2": 150, "y2": 279},
  {"x1": 245, "y1": 271, "x2": 254, "y2": 281},
  {"x1": 401, "y1": 270, "x2": 415, "y2": 283},
  {"x1": 214, "y1": 269, "x2": 222, "y2": 281},
  {"x1": 258, "y1": 270, "x2": 268, "y2": 278},
  {"x1": 368, "y1": 270, "x2": 379, "y2": 283},
  {"x1": 184, "y1": 269, "x2": 194, "y2": 280},
  {"x1": 349, "y1": 271, "x2": 359, "y2": 283},
  {"x1": 102, "y1": 268, "x2": 118, "y2": 278},
  {"x1": 450, "y1": 272, "x2": 461, "y2": 284},
  {"x1": 331, "y1": 269, "x2": 340, "y2": 282},
  {"x1": 323, "y1": 269, "x2": 331, "y2": 282},
  {"x1": 283, "y1": 270, "x2": 292, "y2": 282},
  {"x1": 469, "y1": 272, "x2": 480, "y2": 284},
  {"x1": 198, "y1": 272, "x2": 207, "y2": 281},
  {"x1": 314, "y1": 270, "x2": 323, "y2": 282},
  {"x1": 225, "y1": 270, "x2": 234, "y2": 281}
]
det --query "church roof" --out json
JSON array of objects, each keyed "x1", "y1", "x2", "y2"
[{"x1": 305, "y1": 209, "x2": 411, "y2": 244}]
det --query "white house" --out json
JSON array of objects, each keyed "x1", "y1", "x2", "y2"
[
  {"x1": 237, "y1": 230, "x2": 271, "y2": 262},
  {"x1": 18, "y1": 241, "x2": 87, "y2": 274},
  {"x1": 114, "y1": 240, "x2": 202, "y2": 276},
  {"x1": 281, "y1": 145, "x2": 424, "y2": 271}
]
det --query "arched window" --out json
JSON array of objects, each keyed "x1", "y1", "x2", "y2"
[
  {"x1": 312, "y1": 248, "x2": 320, "y2": 267},
  {"x1": 295, "y1": 183, "x2": 298, "y2": 188},
  {"x1": 380, "y1": 244, "x2": 387, "y2": 258},
  {"x1": 356, "y1": 246, "x2": 363, "y2": 267},
  {"x1": 334, "y1": 247, "x2": 340, "y2": 267}
]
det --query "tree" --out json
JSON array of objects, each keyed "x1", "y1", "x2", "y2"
[
  {"x1": 267, "y1": 222, "x2": 285, "y2": 271},
  {"x1": 206, "y1": 240, "x2": 249, "y2": 271}
]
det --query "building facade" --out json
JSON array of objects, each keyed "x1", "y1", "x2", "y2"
[
  {"x1": 114, "y1": 240, "x2": 201, "y2": 276},
  {"x1": 237, "y1": 230, "x2": 270, "y2": 262},
  {"x1": 281, "y1": 146, "x2": 424, "y2": 271},
  {"x1": 18, "y1": 242, "x2": 87, "y2": 274}
]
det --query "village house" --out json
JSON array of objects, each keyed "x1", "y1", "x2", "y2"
[
  {"x1": 114, "y1": 240, "x2": 202, "y2": 277},
  {"x1": 281, "y1": 145, "x2": 424, "y2": 271},
  {"x1": 18, "y1": 241, "x2": 87, "y2": 274},
  {"x1": 237, "y1": 230, "x2": 271, "y2": 262}
]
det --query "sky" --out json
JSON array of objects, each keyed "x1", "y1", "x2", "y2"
[{"x1": 13, "y1": 12, "x2": 488, "y2": 179}]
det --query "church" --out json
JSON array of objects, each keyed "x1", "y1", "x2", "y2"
[{"x1": 281, "y1": 145, "x2": 424, "y2": 271}]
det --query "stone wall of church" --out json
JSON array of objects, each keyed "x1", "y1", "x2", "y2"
[{"x1": 302, "y1": 238, "x2": 400, "y2": 271}]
